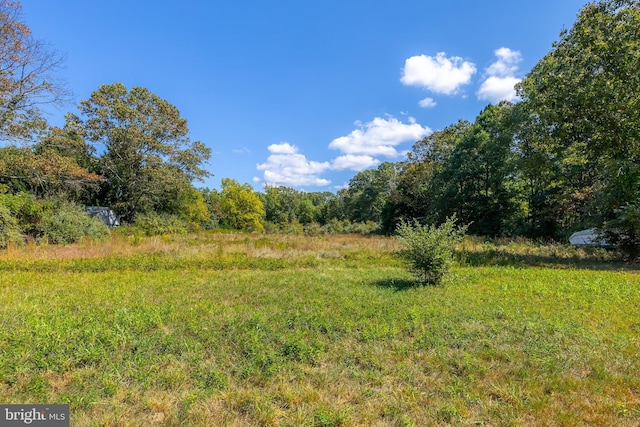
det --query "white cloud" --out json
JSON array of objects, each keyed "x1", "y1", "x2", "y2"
[
  {"x1": 256, "y1": 117, "x2": 432, "y2": 187},
  {"x1": 256, "y1": 143, "x2": 331, "y2": 187},
  {"x1": 329, "y1": 116, "x2": 431, "y2": 158},
  {"x1": 477, "y1": 47, "x2": 522, "y2": 103},
  {"x1": 487, "y1": 47, "x2": 522, "y2": 76},
  {"x1": 418, "y1": 97, "x2": 437, "y2": 108},
  {"x1": 266, "y1": 142, "x2": 297, "y2": 154},
  {"x1": 401, "y1": 52, "x2": 477, "y2": 95},
  {"x1": 477, "y1": 76, "x2": 521, "y2": 103},
  {"x1": 331, "y1": 154, "x2": 380, "y2": 171}
]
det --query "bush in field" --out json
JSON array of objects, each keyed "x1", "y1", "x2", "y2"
[
  {"x1": 602, "y1": 201, "x2": 640, "y2": 261},
  {"x1": 0, "y1": 204, "x2": 24, "y2": 248},
  {"x1": 0, "y1": 192, "x2": 49, "y2": 237},
  {"x1": 38, "y1": 202, "x2": 110, "y2": 244},
  {"x1": 132, "y1": 212, "x2": 189, "y2": 236},
  {"x1": 321, "y1": 219, "x2": 379, "y2": 235},
  {"x1": 395, "y1": 216, "x2": 467, "y2": 285}
]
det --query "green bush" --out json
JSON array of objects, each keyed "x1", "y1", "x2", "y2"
[
  {"x1": 38, "y1": 202, "x2": 110, "y2": 244},
  {"x1": 395, "y1": 217, "x2": 467, "y2": 285},
  {"x1": 0, "y1": 203, "x2": 25, "y2": 248},
  {"x1": 320, "y1": 219, "x2": 379, "y2": 235},
  {"x1": 0, "y1": 192, "x2": 49, "y2": 238},
  {"x1": 602, "y1": 201, "x2": 640, "y2": 261},
  {"x1": 303, "y1": 222, "x2": 323, "y2": 236},
  {"x1": 132, "y1": 212, "x2": 189, "y2": 236}
]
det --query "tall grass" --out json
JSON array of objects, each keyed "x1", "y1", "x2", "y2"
[{"x1": 0, "y1": 232, "x2": 638, "y2": 426}]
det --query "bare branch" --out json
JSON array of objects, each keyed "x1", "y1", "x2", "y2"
[{"x1": 0, "y1": 0, "x2": 70, "y2": 143}]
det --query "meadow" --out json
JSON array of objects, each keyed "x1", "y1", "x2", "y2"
[{"x1": 0, "y1": 232, "x2": 639, "y2": 426}]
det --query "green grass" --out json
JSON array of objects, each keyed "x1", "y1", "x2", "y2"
[{"x1": 0, "y1": 233, "x2": 639, "y2": 426}]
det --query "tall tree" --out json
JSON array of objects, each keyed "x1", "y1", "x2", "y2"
[
  {"x1": 384, "y1": 120, "x2": 470, "y2": 232},
  {"x1": 0, "y1": 0, "x2": 68, "y2": 142},
  {"x1": 260, "y1": 185, "x2": 303, "y2": 225},
  {"x1": 77, "y1": 83, "x2": 211, "y2": 222},
  {"x1": 341, "y1": 162, "x2": 400, "y2": 224},
  {"x1": 435, "y1": 103, "x2": 518, "y2": 236},
  {"x1": 219, "y1": 178, "x2": 265, "y2": 232},
  {"x1": 516, "y1": 0, "x2": 640, "y2": 255}
]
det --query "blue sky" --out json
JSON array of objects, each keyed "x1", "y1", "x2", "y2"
[{"x1": 22, "y1": 0, "x2": 589, "y2": 192}]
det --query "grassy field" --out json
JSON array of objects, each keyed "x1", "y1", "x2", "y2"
[{"x1": 0, "y1": 233, "x2": 639, "y2": 426}]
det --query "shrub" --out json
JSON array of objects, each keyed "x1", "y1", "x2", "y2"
[
  {"x1": 304, "y1": 222, "x2": 323, "y2": 236},
  {"x1": 0, "y1": 203, "x2": 25, "y2": 248},
  {"x1": 132, "y1": 212, "x2": 189, "y2": 236},
  {"x1": 0, "y1": 192, "x2": 49, "y2": 238},
  {"x1": 38, "y1": 202, "x2": 110, "y2": 244},
  {"x1": 395, "y1": 216, "x2": 467, "y2": 285},
  {"x1": 320, "y1": 219, "x2": 379, "y2": 235},
  {"x1": 602, "y1": 201, "x2": 640, "y2": 261}
]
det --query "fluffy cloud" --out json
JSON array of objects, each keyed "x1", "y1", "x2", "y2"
[
  {"x1": 418, "y1": 97, "x2": 437, "y2": 108},
  {"x1": 256, "y1": 117, "x2": 431, "y2": 188},
  {"x1": 256, "y1": 143, "x2": 331, "y2": 187},
  {"x1": 331, "y1": 155, "x2": 380, "y2": 171},
  {"x1": 329, "y1": 116, "x2": 431, "y2": 158},
  {"x1": 266, "y1": 142, "x2": 297, "y2": 154},
  {"x1": 477, "y1": 47, "x2": 522, "y2": 103},
  {"x1": 401, "y1": 52, "x2": 477, "y2": 95}
]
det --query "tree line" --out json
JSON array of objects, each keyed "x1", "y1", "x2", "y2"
[{"x1": 1, "y1": 0, "x2": 639, "y2": 258}]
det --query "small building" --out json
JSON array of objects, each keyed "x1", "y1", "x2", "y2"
[{"x1": 86, "y1": 206, "x2": 121, "y2": 227}]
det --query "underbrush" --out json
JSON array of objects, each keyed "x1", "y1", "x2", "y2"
[
  {"x1": 0, "y1": 194, "x2": 110, "y2": 248},
  {"x1": 457, "y1": 235, "x2": 624, "y2": 267}
]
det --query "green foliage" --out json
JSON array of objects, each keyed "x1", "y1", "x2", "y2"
[
  {"x1": 259, "y1": 186, "x2": 332, "y2": 227},
  {"x1": 37, "y1": 201, "x2": 110, "y2": 244},
  {"x1": 219, "y1": 178, "x2": 265, "y2": 232},
  {"x1": 516, "y1": 0, "x2": 640, "y2": 254},
  {"x1": 155, "y1": 181, "x2": 211, "y2": 229},
  {"x1": 0, "y1": 203, "x2": 23, "y2": 248},
  {"x1": 2, "y1": 0, "x2": 640, "y2": 254},
  {"x1": 0, "y1": 191, "x2": 47, "y2": 226},
  {"x1": 0, "y1": 192, "x2": 110, "y2": 246},
  {"x1": 0, "y1": 145, "x2": 103, "y2": 199},
  {"x1": 319, "y1": 219, "x2": 379, "y2": 235},
  {"x1": 77, "y1": 83, "x2": 211, "y2": 222},
  {"x1": 385, "y1": 120, "x2": 472, "y2": 233},
  {"x1": 340, "y1": 162, "x2": 400, "y2": 224},
  {"x1": 434, "y1": 103, "x2": 519, "y2": 236},
  {"x1": 130, "y1": 212, "x2": 189, "y2": 236},
  {"x1": 0, "y1": 191, "x2": 49, "y2": 243},
  {"x1": 602, "y1": 200, "x2": 640, "y2": 260},
  {"x1": 395, "y1": 217, "x2": 467, "y2": 285}
]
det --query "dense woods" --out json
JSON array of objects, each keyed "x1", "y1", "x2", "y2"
[{"x1": 0, "y1": 0, "x2": 639, "y2": 257}]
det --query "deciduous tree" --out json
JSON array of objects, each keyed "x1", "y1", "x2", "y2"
[
  {"x1": 77, "y1": 83, "x2": 211, "y2": 221},
  {"x1": 435, "y1": 103, "x2": 518, "y2": 236},
  {"x1": 219, "y1": 178, "x2": 265, "y2": 232},
  {"x1": 0, "y1": 0, "x2": 68, "y2": 142},
  {"x1": 516, "y1": 0, "x2": 640, "y2": 255}
]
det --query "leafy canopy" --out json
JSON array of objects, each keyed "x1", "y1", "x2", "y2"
[{"x1": 77, "y1": 83, "x2": 211, "y2": 221}]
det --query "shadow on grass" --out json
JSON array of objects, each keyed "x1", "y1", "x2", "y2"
[
  {"x1": 455, "y1": 249, "x2": 639, "y2": 271},
  {"x1": 371, "y1": 278, "x2": 431, "y2": 291}
]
